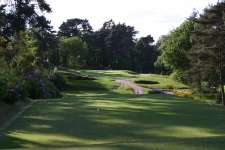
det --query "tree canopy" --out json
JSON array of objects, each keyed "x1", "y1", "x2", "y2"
[
  {"x1": 188, "y1": 1, "x2": 225, "y2": 105},
  {"x1": 156, "y1": 20, "x2": 195, "y2": 71}
]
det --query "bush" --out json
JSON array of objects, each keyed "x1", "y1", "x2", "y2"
[
  {"x1": 3, "y1": 82, "x2": 27, "y2": 104},
  {"x1": 45, "y1": 79, "x2": 62, "y2": 98},
  {"x1": 170, "y1": 70, "x2": 186, "y2": 83},
  {"x1": 21, "y1": 66, "x2": 62, "y2": 100},
  {"x1": 0, "y1": 73, "x2": 27, "y2": 104},
  {"x1": 25, "y1": 78, "x2": 62, "y2": 99},
  {"x1": 49, "y1": 73, "x2": 67, "y2": 90}
]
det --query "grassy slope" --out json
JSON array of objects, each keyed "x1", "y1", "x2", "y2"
[
  {"x1": 0, "y1": 70, "x2": 225, "y2": 150},
  {"x1": 68, "y1": 70, "x2": 187, "y2": 93}
]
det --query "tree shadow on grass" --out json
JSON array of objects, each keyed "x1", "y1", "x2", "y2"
[
  {"x1": 0, "y1": 92, "x2": 225, "y2": 149},
  {"x1": 76, "y1": 70, "x2": 138, "y2": 79},
  {"x1": 64, "y1": 80, "x2": 109, "y2": 92}
]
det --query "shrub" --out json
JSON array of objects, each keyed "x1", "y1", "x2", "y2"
[
  {"x1": 44, "y1": 79, "x2": 62, "y2": 98},
  {"x1": 25, "y1": 78, "x2": 62, "y2": 99},
  {"x1": 170, "y1": 70, "x2": 186, "y2": 83},
  {"x1": 3, "y1": 82, "x2": 27, "y2": 104},
  {"x1": 0, "y1": 73, "x2": 27, "y2": 104},
  {"x1": 21, "y1": 66, "x2": 62, "y2": 100},
  {"x1": 49, "y1": 73, "x2": 67, "y2": 90}
]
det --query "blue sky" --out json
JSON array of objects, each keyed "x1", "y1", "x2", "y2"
[{"x1": 44, "y1": 0, "x2": 217, "y2": 40}]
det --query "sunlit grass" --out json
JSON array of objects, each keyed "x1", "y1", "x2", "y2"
[
  {"x1": 75, "y1": 70, "x2": 187, "y2": 90},
  {"x1": 0, "y1": 70, "x2": 225, "y2": 150}
]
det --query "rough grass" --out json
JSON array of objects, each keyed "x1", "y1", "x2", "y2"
[
  {"x1": 0, "y1": 102, "x2": 27, "y2": 128},
  {"x1": 0, "y1": 102, "x2": 14, "y2": 127},
  {"x1": 0, "y1": 70, "x2": 225, "y2": 150}
]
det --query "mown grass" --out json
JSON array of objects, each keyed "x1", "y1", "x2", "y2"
[
  {"x1": 134, "y1": 74, "x2": 187, "y2": 89},
  {"x1": 63, "y1": 69, "x2": 187, "y2": 91},
  {"x1": 0, "y1": 70, "x2": 224, "y2": 150}
]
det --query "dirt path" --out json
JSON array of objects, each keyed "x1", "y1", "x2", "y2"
[{"x1": 116, "y1": 79, "x2": 144, "y2": 94}]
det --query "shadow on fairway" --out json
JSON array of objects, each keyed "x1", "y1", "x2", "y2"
[{"x1": 1, "y1": 92, "x2": 225, "y2": 150}]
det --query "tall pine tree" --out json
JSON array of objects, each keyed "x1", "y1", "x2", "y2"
[{"x1": 189, "y1": 1, "x2": 225, "y2": 105}]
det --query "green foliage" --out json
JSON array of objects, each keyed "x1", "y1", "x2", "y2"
[
  {"x1": 0, "y1": 0, "x2": 54, "y2": 69},
  {"x1": 22, "y1": 67, "x2": 62, "y2": 100},
  {"x1": 25, "y1": 77, "x2": 61, "y2": 99},
  {"x1": 59, "y1": 36, "x2": 88, "y2": 68},
  {"x1": 187, "y1": 1, "x2": 225, "y2": 105},
  {"x1": 0, "y1": 1, "x2": 60, "y2": 105},
  {"x1": 0, "y1": 61, "x2": 61, "y2": 103},
  {"x1": 103, "y1": 22, "x2": 137, "y2": 69},
  {"x1": 31, "y1": 28, "x2": 59, "y2": 67},
  {"x1": 0, "y1": 31, "x2": 39, "y2": 72},
  {"x1": 58, "y1": 18, "x2": 92, "y2": 38},
  {"x1": 3, "y1": 0, "x2": 51, "y2": 36},
  {"x1": 134, "y1": 35, "x2": 158, "y2": 73},
  {"x1": 0, "y1": 67, "x2": 27, "y2": 104},
  {"x1": 14, "y1": 32, "x2": 36, "y2": 69},
  {"x1": 170, "y1": 70, "x2": 186, "y2": 83},
  {"x1": 156, "y1": 21, "x2": 195, "y2": 71},
  {"x1": 57, "y1": 18, "x2": 160, "y2": 73},
  {"x1": 49, "y1": 72, "x2": 67, "y2": 90},
  {"x1": 85, "y1": 20, "x2": 143, "y2": 71}
]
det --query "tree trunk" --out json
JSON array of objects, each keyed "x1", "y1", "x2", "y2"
[
  {"x1": 219, "y1": 48, "x2": 225, "y2": 105},
  {"x1": 220, "y1": 83, "x2": 225, "y2": 105},
  {"x1": 15, "y1": 31, "x2": 21, "y2": 54}
]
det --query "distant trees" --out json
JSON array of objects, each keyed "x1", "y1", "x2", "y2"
[
  {"x1": 58, "y1": 19, "x2": 158, "y2": 72},
  {"x1": 59, "y1": 36, "x2": 88, "y2": 68},
  {"x1": 134, "y1": 35, "x2": 157, "y2": 73},
  {"x1": 101, "y1": 21, "x2": 137, "y2": 69}
]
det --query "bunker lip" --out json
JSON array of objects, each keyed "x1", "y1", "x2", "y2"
[{"x1": 135, "y1": 80, "x2": 159, "y2": 85}]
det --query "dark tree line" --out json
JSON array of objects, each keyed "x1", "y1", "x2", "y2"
[{"x1": 57, "y1": 19, "x2": 158, "y2": 73}]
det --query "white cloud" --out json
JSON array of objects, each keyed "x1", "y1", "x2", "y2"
[{"x1": 44, "y1": 0, "x2": 218, "y2": 40}]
